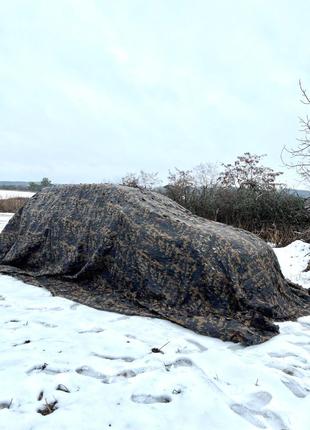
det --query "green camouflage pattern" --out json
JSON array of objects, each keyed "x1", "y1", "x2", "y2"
[{"x1": 0, "y1": 184, "x2": 309, "y2": 345}]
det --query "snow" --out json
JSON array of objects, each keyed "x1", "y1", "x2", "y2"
[
  {"x1": 0, "y1": 213, "x2": 13, "y2": 232},
  {"x1": 274, "y1": 240, "x2": 310, "y2": 288},
  {"x1": 0, "y1": 214, "x2": 309, "y2": 430},
  {"x1": 0, "y1": 189, "x2": 34, "y2": 199}
]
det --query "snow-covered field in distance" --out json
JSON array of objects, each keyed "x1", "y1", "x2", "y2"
[
  {"x1": 0, "y1": 213, "x2": 309, "y2": 430},
  {"x1": 0, "y1": 189, "x2": 34, "y2": 199}
]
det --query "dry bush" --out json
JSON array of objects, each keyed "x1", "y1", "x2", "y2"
[
  {"x1": 0, "y1": 197, "x2": 28, "y2": 213},
  {"x1": 253, "y1": 225, "x2": 301, "y2": 247},
  {"x1": 164, "y1": 181, "x2": 309, "y2": 246},
  {"x1": 162, "y1": 156, "x2": 309, "y2": 246}
]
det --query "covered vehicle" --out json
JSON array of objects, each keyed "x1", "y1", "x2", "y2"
[{"x1": 0, "y1": 184, "x2": 309, "y2": 345}]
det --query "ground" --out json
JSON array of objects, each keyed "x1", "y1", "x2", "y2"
[{"x1": 0, "y1": 213, "x2": 309, "y2": 430}]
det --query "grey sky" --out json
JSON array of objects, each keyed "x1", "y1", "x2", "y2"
[{"x1": 1, "y1": 0, "x2": 309, "y2": 187}]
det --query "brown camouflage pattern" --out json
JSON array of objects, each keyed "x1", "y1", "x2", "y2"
[{"x1": 0, "y1": 184, "x2": 309, "y2": 345}]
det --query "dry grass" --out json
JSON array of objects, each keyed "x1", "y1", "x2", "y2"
[
  {"x1": 37, "y1": 399, "x2": 58, "y2": 416},
  {"x1": 254, "y1": 225, "x2": 302, "y2": 247},
  {"x1": 0, "y1": 197, "x2": 28, "y2": 213}
]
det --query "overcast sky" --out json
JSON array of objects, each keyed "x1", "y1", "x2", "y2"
[{"x1": 1, "y1": 0, "x2": 309, "y2": 187}]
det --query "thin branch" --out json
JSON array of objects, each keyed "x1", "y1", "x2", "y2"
[{"x1": 299, "y1": 80, "x2": 310, "y2": 104}]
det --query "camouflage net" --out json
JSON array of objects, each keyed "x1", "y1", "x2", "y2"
[{"x1": 0, "y1": 184, "x2": 309, "y2": 345}]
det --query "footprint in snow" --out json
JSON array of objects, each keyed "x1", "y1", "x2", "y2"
[
  {"x1": 27, "y1": 364, "x2": 71, "y2": 375},
  {"x1": 268, "y1": 352, "x2": 299, "y2": 359},
  {"x1": 281, "y1": 379, "x2": 308, "y2": 398},
  {"x1": 70, "y1": 303, "x2": 80, "y2": 310},
  {"x1": 75, "y1": 365, "x2": 109, "y2": 383},
  {"x1": 78, "y1": 328, "x2": 104, "y2": 334},
  {"x1": 245, "y1": 391, "x2": 272, "y2": 410},
  {"x1": 125, "y1": 334, "x2": 137, "y2": 339},
  {"x1": 108, "y1": 315, "x2": 130, "y2": 322},
  {"x1": 131, "y1": 394, "x2": 172, "y2": 404},
  {"x1": 173, "y1": 358, "x2": 193, "y2": 367},
  {"x1": 34, "y1": 321, "x2": 58, "y2": 328},
  {"x1": 25, "y1": 306, "x2": 63, "y2": 311},
  {"x1": 231, "y1": 392, "x2": 289, "y2": 430},
  {"x1": 231, "y1": 404, "x2": 266, "y2": 429},
  {"x1": 299, "y1": 320, "x2": 310, "y2": 329},
  {"x1": 165, "y1": 358, "x2": 193, "y2": 371},
  {"x1": 75, "y1": 365, "x2": 150, "y2": 384},
  {"x1": 91, "y1": 352, "x2": 135, "y2": 362},
  {"x1": 267, "y1": 362, "x2": 306, "y2": 378},
  {"x1": 282, "y1": 366, "x2": 305, "y2": 378},
  {"x1": 288, "y1": 340, "x2": 310, "y2": 348},
  {"x1": 185, "y1": 338, "x2": 208, "y2": 352}
]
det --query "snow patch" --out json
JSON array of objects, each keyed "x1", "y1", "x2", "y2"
[
  {"x1": 274, "y1": 240, "x2": 310, "y2": 288},
  {"x1": 0, "y1": 189, "x2": 34, "y2": 199}
]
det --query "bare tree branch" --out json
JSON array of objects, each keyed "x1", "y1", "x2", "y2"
[{"x1": 282, "y1": 81, "x2": 310, "y2": 184}]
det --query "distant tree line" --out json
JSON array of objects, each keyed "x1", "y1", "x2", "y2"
[
  {"x1": 0, "y1": 185, "x2": 25, "y2": 191},
  {"x1": 28, "y1": 177, "x2": 52, "y2": 192},
  {"x1": 121, "y1": 153, "x2": 309, "y2": 246},
  {"x1": 0, "y1": 178, "x2": 53, "y2": 192}
]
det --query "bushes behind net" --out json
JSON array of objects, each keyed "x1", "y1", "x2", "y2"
[{"x1": 164, "y1": 185, "x2": 308, "y2": 246}]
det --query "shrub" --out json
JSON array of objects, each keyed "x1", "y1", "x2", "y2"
[
  {"x1": 160, "y1": 155, "x2": 309, "y2": 245},
  {"x1": 164, "y1": 185, "x2": 308, "y2": 246}
]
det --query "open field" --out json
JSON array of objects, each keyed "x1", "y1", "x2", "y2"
[
  {"x1": 0, "y1": 214, "x2": 309, "y2": 430},
  {"x1": 0, "y1": 190, "x2": 34, "y2": 213}
]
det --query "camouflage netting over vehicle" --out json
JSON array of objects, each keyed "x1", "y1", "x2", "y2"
[{"x1": 0, "y1": 184, "x2": 309, "y2": 345}]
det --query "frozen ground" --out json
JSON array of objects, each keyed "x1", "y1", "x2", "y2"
[
  {"x1": 0, "y1": 189, "x2": 34, "y2": 199},
  {"x1": 0, "y1": 213, "x2": 309, "y2": 430}
]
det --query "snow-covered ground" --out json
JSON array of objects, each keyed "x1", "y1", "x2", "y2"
[
  {"x1": 0, "y1": 213, "x2": 309, "y2": 430},
  {"x1": 0, "y1": 189, "x2": 34, "y2": 199},
  {"x1": 0, "y1": 213, "x2": 13, "y2": 231},
  {"x1": 275, "y1": 240, "x2": 310, "y2": 288}
]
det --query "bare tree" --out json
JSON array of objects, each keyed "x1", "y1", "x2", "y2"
[
  {"x1": 192, "y1": 162, "x2": 218, "y2": 187},
  {"x1": 139, "y1": 170, "x2": 161, "y2": 189},
  {"x1": 165, "y1": 168, "x2": 195, "y2": 205},
  {"x1": 121, "y1": 170, "x2": 161, "y2": 190},
  {"x1": 282, "y1": 80, "x2": 310, "y2": 184},
  {"x1": 121, "y1": 172, "x2": 140, "y2": 188},
  {"x1": 218, "y1": 153, "x2": 283, "y2": 190}
]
